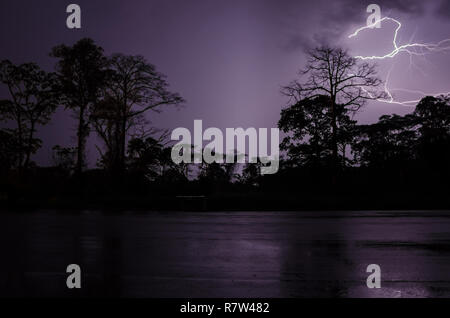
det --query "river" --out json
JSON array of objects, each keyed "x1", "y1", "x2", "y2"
[{"x1": 1, "y1": 210, "x2": 450, "y2": 297}]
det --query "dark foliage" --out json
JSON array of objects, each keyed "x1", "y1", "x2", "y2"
[{"x1": 1, "y1": 42, "x2": 450, "y2": 210}]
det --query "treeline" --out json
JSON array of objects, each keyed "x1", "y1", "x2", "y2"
[
  {"x1": 0, "y1": 38, "x2": 187, "y2": 203},
  {"x1": 1, "y1": 41, "x2": 450, "y2": 210},
  {"x1": 276, "y1": 94, "x2": 450, "y2": 198}
]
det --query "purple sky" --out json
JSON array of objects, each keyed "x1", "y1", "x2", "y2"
[{"x1": 1, "y1": 0, "x2": 449, "y2": 166}]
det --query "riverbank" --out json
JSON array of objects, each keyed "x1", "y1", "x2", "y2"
[{"x1": 2, "y1": 191, "x2": 450, "y2": 212}]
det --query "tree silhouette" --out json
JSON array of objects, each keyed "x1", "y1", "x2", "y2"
[
  {"x1": 281, "y1": 46, "x2": 385, "y2": 173},
  {"x1": 353, "y1": 95, "x2": 450, "y2": 170},
  {"x1": 240, "y1": 160, "x2": 263, "y2": 186},
  {"x1": 0, "y1": 60, "x2": 59, "y2": 170},
  {"x1": 127, "y1": 135, "x2": 167, "y2": 181},
  {"x1": 51, "y1": 38, "x2": 109, "y2": 175},
  {"x1": 52, "y1": 145, "x2": 76, "y2": 173},
  {"x1": 353, "y1": 114, "x2": 417, "y2": 168},
  {"x1": 1, "y1": 36, "x2": 450, "y2": 209},
  {"x1": 0, "y1": 129, "x2": 20, "y2": 174},
  {"x1": 414, "y1": 95, "x2": 450, "y2": 170},
  {"x1": 199, "y1": 151, "x2": 238, "y2": 189},
  {"x1": 92, "y1": 54, "x2": 185, "y2": 176},
  {"x1": 278, "y1": 95, "x2": 357, "y2": 168}
]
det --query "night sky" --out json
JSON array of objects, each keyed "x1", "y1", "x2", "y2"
[{"x1": 1, "y1": 0, "x2": 449, "y2": 166}]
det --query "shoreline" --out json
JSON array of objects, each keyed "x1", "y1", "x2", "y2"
[{"x1": 2, "y1": 194, "x2": 450, "y2": 213}]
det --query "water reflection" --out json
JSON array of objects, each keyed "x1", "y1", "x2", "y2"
[{"x1": 1, "y1": 210, "x2": 450, "y2": 297}]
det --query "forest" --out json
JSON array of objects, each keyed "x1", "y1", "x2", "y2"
[{"x1": 1, "y1": 39, "x2": 450, "y2": 211}]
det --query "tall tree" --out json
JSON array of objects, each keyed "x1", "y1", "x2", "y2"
[
  {"x1": 281, "y1": 46, "x2": 385, "y2": 172},
  {"x1": 413, "y1": 95, "x2": 450, "y2": 168},
  {"x1": 0, "y1": 128, "x2": 20, "y2": 174},
  {"x1": 127, "y1": 134, "x2": 179, "y2": 181},
  {"x1": 278, "y1": 95, "x2": 357, "y2": 168},
  {"x1": 0, "y1": 60, "x2": 59, "y2": 170},
  {"x1": 353, "y1": 114, "x2": 417, "y2": 168},
  {"x1": 92, "y1": 54, "x2": 184, "y2": 174},
  {"x1": 51, "y1": 38, "x2": 109, "y2": 174},
  {"x1": 279, "y1": 95, "x2": 333, "y2": 167}
]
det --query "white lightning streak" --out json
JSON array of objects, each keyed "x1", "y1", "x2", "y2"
[
  {"x1": 348, "y1": 17, "x2": 450, "y2": 106},
  {"x1": 348, "y1": 17, "x2": 450, "y2": 60}
]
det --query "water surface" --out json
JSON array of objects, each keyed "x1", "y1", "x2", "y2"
[{"x1": 1, "y1": 210, "x2": 450, "y2": 297}]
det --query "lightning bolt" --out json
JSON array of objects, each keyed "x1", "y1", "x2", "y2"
[{"x1": 348, "y1": 17, "x2": 450, "y2": 106}]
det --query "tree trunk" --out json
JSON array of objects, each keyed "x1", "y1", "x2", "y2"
[
  {"x1": 330, "y1": 97, "x2": 338, "y2": 184},
  {"x1": 117, "y1": 100, "x2": 127, "y2": 176},
  {"x1": 17, "y1": 113, "x2": 24, "y2": 171},
  {"x1": 113, "y1": 117, "x2": 121, "y2": 174},
  {"x1": 76, "y1": 106, "x2": 86, "y2": 175},
  {"x1": 24, "y1": 121, "x2": 35, "y2": 170},
  {"x1": 342, "y1": 144, "x2": 346, "y2": 167},
  {"x1": 120, "y1": 115, "x2": 126, "y2": 173}
]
